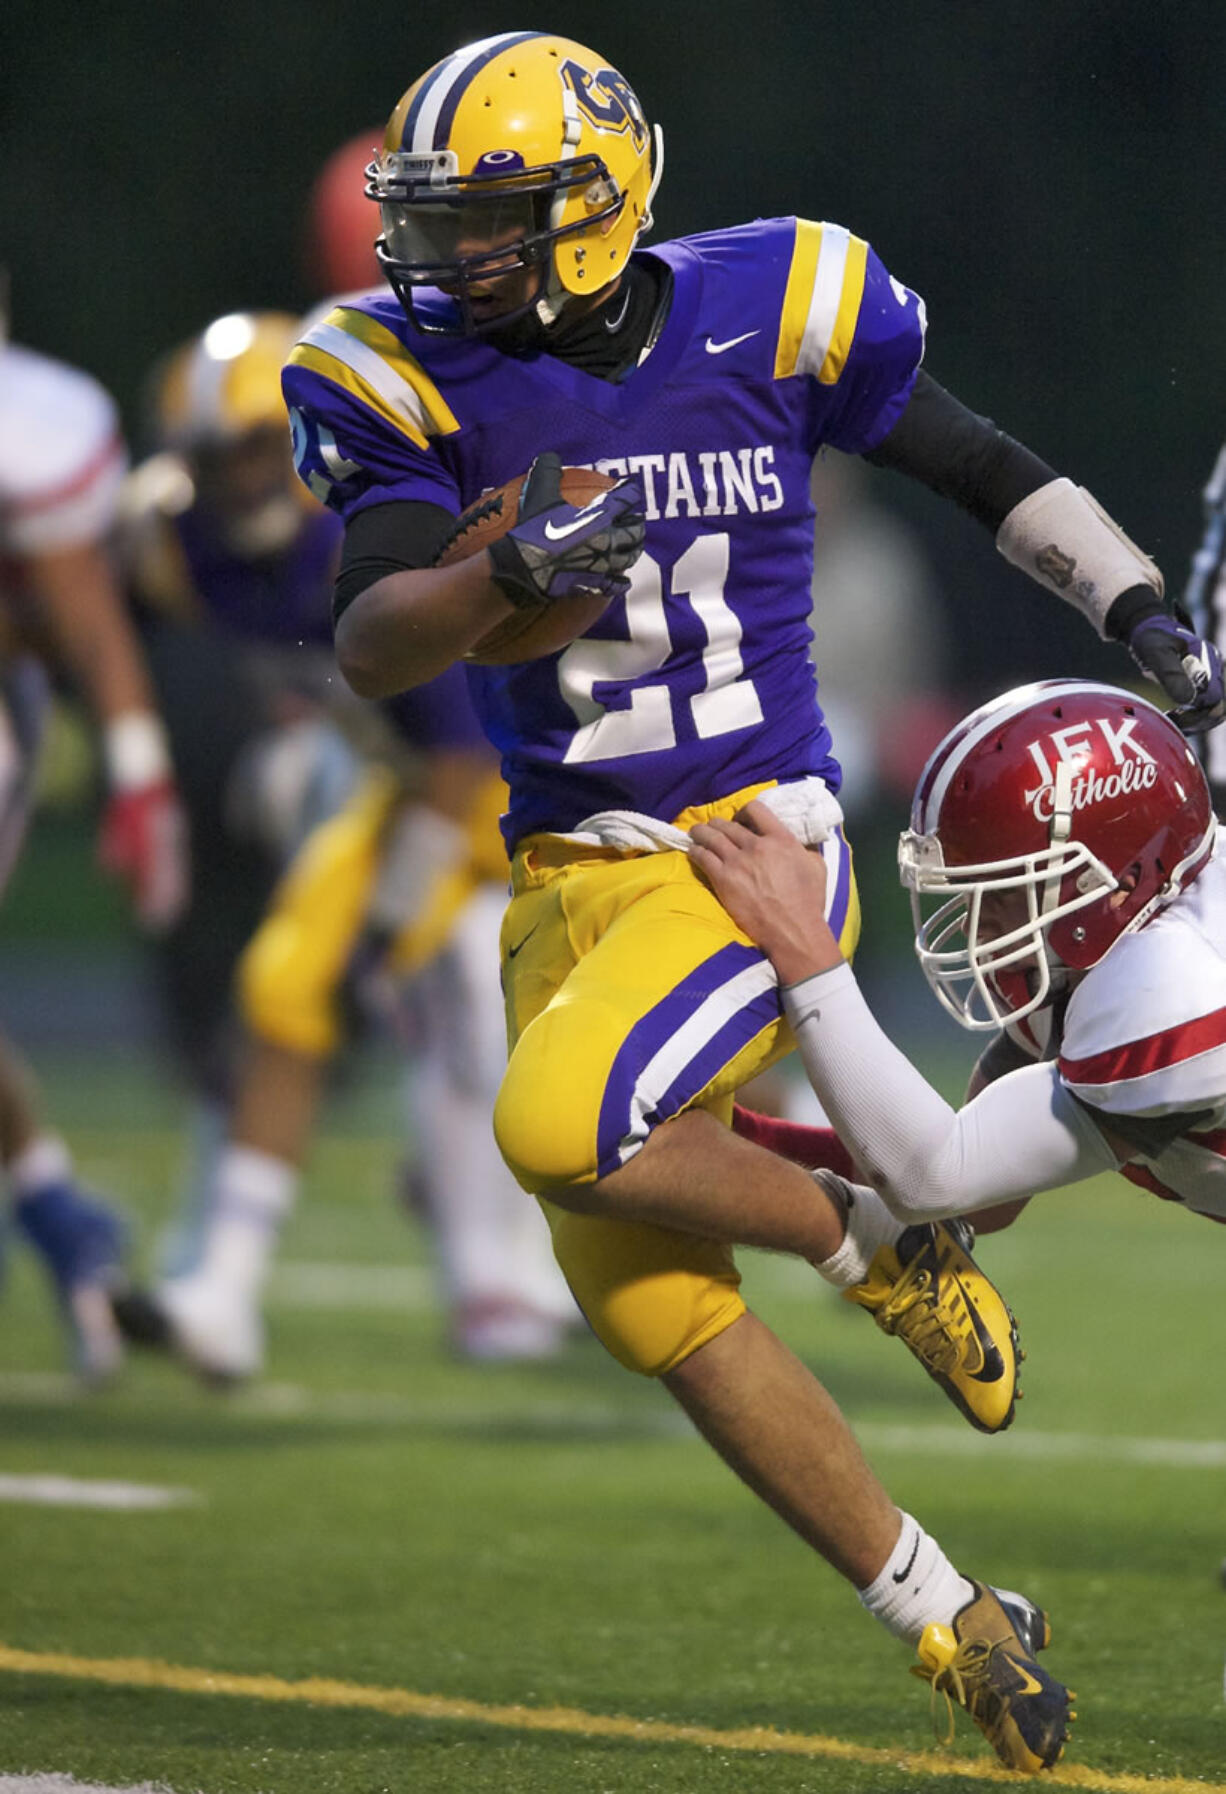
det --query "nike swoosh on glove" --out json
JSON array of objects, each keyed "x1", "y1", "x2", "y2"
[{"x1": 488, "y1": 451, "x2": 647, "y2": 609}]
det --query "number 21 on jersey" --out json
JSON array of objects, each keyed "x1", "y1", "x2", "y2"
[{"x1": 559, "y1": 534, "x2": 762, "y2": 763}]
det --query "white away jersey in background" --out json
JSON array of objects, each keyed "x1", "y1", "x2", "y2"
[{"x1": 0, "y1": 344, "x2": 127, "y2": 557}]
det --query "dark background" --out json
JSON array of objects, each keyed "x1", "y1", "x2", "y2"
[
  {"x1": 8, "y1": 0, "x2": 1226, "y2": 692},
  {"x1": 3, "y1": 1, "x2": 1225, "y2": 978},
  {"x1": 7, "y1": 1, "x2": 1223, "y2": 537}
]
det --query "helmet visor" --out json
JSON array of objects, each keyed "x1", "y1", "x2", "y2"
[{"x1": 380, "y1": 192, "x2": 546, "y2": 281}]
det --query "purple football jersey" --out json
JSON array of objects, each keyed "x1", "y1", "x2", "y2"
[
  {"x1": 165, "y1": 495, "x2": 483, "y2": 753},
  {"x1": 284, "y1": 217, "x2": 926, "y2": 848},
  {"x1": 172, "y1": 504, "x2": 340, "y2": 650}
]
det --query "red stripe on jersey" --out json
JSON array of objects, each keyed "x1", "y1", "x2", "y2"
[
  {"x1": 12, "y1": 431, "x2": 123, "y2": 518},
  {"x1": 1187, "y1": 1126, "x2": 1226, "y2": 1155},
  {"x1": 1059, "y1": 1005, "x2": 1226, "y2": 1086}
]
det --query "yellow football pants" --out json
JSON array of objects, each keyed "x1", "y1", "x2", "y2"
[
  {"x1": 239, "y1": 767, "x2": 508, "y2": 1058},
  {"x1": 494, "y1": 781, "x2": 860, "y2": 1378}
]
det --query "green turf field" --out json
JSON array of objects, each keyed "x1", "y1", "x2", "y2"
[{"x1": 0, "y1": 1049, "x2": 1223, "y2": 1793}]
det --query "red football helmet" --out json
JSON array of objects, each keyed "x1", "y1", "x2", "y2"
[
  {"x1": 899, "y1": 679, "x2": 1216, "y2": 1029},
  {"x1": 305, "y1": 130, "x2": 384, "y2": 297}
]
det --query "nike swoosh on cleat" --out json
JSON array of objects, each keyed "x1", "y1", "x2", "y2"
[
  {"x1": 704, "y1": 330, "x2": 761, "y2": 354},
  {"x1": 1002, "y1": 1654, "x2": 1046, "y2": 1697},
  {"x1": 542, "y1": 499, "x2": 612, "y2": 541},
  {"x1": 949, "y1": 1272, "x2": 1007, "y2": 1383}
]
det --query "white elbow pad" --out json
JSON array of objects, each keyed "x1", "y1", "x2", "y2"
[{"x1": 996, "y1": 476, "x2": 1163, "y2": 637}]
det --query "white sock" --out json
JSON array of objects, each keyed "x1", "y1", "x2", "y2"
[
  {"x1": 814, "y1": 1177, "x2": 904, "y2": 1288},
  {"x1": 858, "y1": 1510, "x2": 974, "y2": 1644},
  {"x1": 7, "y1": 1133, "x2": 74, "y2": 1196},
  {"x1": 408, "y1": 1060, "x2": 576, "y2": 1323},
  {"x1": 183, "y1": 1145, "x2": 297, "y2": 1300}
]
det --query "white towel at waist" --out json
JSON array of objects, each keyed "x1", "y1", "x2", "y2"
[{"x1": 550, "y1": 776, "x2": 844, "y2": 855}]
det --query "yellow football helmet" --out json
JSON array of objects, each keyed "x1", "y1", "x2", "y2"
[
  {"x1": 154, "y1": 312, "x2": 302, "y2": 449},
  {"x1": 369, "y1": 31, "x2": 663, "y2": 335},
  {"x1": 150, "y1": 312, "x2": 315, "y2": 555}
]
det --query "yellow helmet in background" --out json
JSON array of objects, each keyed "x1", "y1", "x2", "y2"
[
  {"x1": 153, "y1": 312, "x2": 302, "y2": 451},
  {"x1": 148, "y1": 311, "x2": 314, "y2": 557},
  {"x1": 370, "y1": 31, "x2": 662, "y2": 335}
]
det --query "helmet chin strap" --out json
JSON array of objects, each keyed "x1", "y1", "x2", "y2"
[
  {"x1": 534, "y1": 272, "x2": 569, "y2": 329},
  {"x1": 219, "y1": 494, "x2": 303, "y2": 559},
  {"x1": 642, "y1": 124, "x2": 664, "y2": 235},
  {"x1": 536, "y1": 83, "x2": 585, "y2": 328}
]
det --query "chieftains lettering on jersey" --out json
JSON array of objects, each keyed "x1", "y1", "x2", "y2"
[
  {"x1": 577, "y1": 448, "x2": 785, "y2": 520},
  {"x1": 1022, "y1": 716, "x2": 1159, "y2": 823}
]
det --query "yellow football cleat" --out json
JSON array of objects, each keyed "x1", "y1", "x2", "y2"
[
  {"x1": 842, "y1": 1215, "x2": 1021, "y2": 1432},
  {"x1": 912, "y1": 1580, "x2": 1075, "y2": 1773}
]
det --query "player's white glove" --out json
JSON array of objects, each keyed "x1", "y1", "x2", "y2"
[{"x1": 487, "y1": 452, "x2": 646, "y2": 609}]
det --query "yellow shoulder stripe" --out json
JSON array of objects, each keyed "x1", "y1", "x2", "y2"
[
  {"x1": 774, "y1": 220, "x2": 823, "y2": 380},
  {"x1": 286, "y1": 307, "x2": 460, "y2": 450},
  {"x1": 330, "y1": 309, "x2": 461, "y2": 436},
  {"x1": 774, "y1": 221, "x2": 869, "y2": 386}
]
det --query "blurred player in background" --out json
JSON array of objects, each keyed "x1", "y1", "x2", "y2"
[
  {"x1": 120, "y1": 305, "x2": 575, "y2": 1378},
  {"x1": 280, "y1": 31, "x2": 1226, "y2": 1768},
  {"x1": 147, "y1": 670, "x2": 578, "y2": 1378},
  {"x1": 0, "y1": 294, "x2": 188, "y2": 1380},
  {"x1": 122, "y1": 309, "x2": 362, "y2": 1133},
  {"x1": 806, "y1": 451, "x2": 957, "y2": 826}
]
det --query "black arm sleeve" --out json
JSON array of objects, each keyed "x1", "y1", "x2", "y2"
[
  {"x1": 864, "y1": 371, "x2": 1058, "y2": 531},
  {"x1": 331, "y1": 499, "x2": 458, "y2": 627}
]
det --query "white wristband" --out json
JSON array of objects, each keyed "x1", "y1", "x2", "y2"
[
  {"x1": 104, "y1": 711, "x2": 172, "y2": 791},
  {"x1": 996, "y1": 476, "x2": 1164, "y2": 638}
]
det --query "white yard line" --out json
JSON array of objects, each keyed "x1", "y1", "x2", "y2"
[
  {"x1": 263, "y1": 1254, "x2": 811, "y2": 1309},
  {"x1": 239, "y1": 1390, "x2": 1226, "y2": 1468},
  {"x1": 0, "y1": 1366, "x2": 1221, "y2": 1467},
  {"x1": 0, "y1": 1777, "x2": 176, "y2": 1793},
  {"x1": 268, "y1": 1260, "x2": 435, "y2": 1308},
  {"x1": 855, "y1": 1422, "x2": 1226, "y2": 1469},
  {"x1": 0, "y1": 1475, "x2": 200, "y2": 1510}
]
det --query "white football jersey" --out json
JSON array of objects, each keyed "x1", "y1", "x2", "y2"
[
  {"x1": 0, "y1": 343, "x2": 127, "y2": 556},
  {"x1": 1049, "y1": 845, "x2": 1226, "y2": 1220}
]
